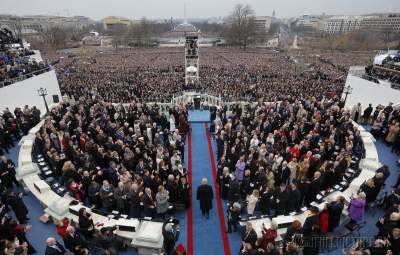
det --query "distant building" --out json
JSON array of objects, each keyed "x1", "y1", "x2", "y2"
[
  {"x1": 360, "y1": 14, "x2": 400, "y2": 33},
  {"x1": 0, "y1": 14, "x2": 93, "y2": 37},
  {"x1": 254, "y1": 16, "x2": 275, "y2": 33},
  {"x1": 324, "y1": 13, "x2": 400, "y2": 34},
  {"x1": 324, "y1": 16, "x2": 363, "y2": 34},
  {"x1": 102, "y1": 16, "x2": 134, "y2": 30},
  {"x1": 296, "y1": 15, "x2": 327, "y2": 31}
]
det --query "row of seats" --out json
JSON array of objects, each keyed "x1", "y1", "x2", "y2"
[{"x1": 16, "y1": 104, "x2": 166, "y2": 255}]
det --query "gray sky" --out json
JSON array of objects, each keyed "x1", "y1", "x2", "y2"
[{"x1": 1, "y1": 0, "x2": 399, "y2": 20}]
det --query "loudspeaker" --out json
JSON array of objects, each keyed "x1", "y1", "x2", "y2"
[{"x1": 52, "y1": 95, "x2": 59, "y2": 103}]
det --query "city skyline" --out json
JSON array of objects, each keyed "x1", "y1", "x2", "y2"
[{"x1": 1, "y1": 0, "x2": 399, "y2": 21}]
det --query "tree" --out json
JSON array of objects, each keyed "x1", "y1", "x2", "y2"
[
  {"x1": 226, "y1": 4, "x2": 256, "y2": 50},
  {"x1": 40, "y1": 25, "x2": 69, "y2": 48}
]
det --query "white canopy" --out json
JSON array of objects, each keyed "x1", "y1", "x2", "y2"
[{"x1": 186, "y1": 66, "x2": 198, "y2": 72}]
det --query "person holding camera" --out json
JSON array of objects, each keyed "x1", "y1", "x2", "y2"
[
  {"x1": 226, "y1": 202, "x2": 241, "y2": 233},
  {"x1": 162, "y1": 219, "x2": 180, "y2": 255}
]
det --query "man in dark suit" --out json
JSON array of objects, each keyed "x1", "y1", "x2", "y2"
[
  {"x1": 275, "y1": 183, "x2": 289, "y2": 216},
  {"x1": 196, "y1": 178, "x2": 214, "y2": 219},
  {"x1": 240, "y1": 222, "x2": 258, "y2": 249},
  {"x1": 64, "y1": 226, "x2": 85, "y2": 254},
  {"x1": 45, "y1": 237, "x2": 66, "y2": 255}
]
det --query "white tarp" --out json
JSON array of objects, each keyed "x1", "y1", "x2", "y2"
[
  {"x1": 186, "y1": 66, "x2": 197, "y2": 72},
  {"x1": 373, "y1": 54, "x2": 389, "y2": 65},
  {"x1": 343, "y1": 74, "x2": 400, "y2": 110}
]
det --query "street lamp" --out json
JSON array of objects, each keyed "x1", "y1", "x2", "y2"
[
  {"x1": 342, "y1": 84, "x2": 353, "y2": 108},
  {"x1": 37, "y1": 87, "x2": 49, "y2": 113}
]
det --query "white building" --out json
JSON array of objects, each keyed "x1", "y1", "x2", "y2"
[
  {"x1": 324, "y1": 16, "x2": 363, "y2": 34},
  {"x1": 254, "y1": 16, "x2": 275, "y2": 33},
  {"x1": 296, "y1": 15, "x2": 327, "y2": 31}
]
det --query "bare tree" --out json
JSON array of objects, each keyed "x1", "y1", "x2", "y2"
[
  {"x1": 40, "y1": 25, "x2": 69, "y2": 49},
  {"x1": 226, "y1": 4, "x2": 256, "y2": 50}
]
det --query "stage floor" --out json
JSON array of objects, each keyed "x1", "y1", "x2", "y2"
[{"x1": 188, "y1": 110, "x2": 210, "y2": 122}]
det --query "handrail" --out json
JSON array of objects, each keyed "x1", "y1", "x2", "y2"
[{"x1": 0, "y1": 66, "x2": 52, "y2": 88}]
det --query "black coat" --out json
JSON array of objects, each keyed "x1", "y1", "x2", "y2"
[
  {"x1": 240, "y1": 228, "x2": 258, "y2": 248},
  {"x1": 128, "y1": 190, "x2": 141, "y2": 218},
  {"x1": 327, "y1": 201, "x2": 344, "y2": 232},
  {"x1": 288, "y1": 188, "x2": 302, "y2": 212},
  {"x1": 5, "y1": 194, "x2": 28, "y2": 223},
  {"x1": 45, "y1": 242, "x2": 66, "y2": 255},
  {"x1": 275, "y1": 189, "x2": 289, "y2": 215},
  {"x1": 228, "y1": 179, "x2": 240, "y2": 202},
  {"x1": 162, "y1": 222, "x2": 180, "y2": 255},
  {"x1": 64, "y1": 232, "x2": 85, "y2": 254},
  {"x1": 197, "y1": 184, "x2": 213, "y2": 212}
]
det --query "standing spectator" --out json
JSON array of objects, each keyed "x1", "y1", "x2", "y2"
[
  {"x1": 246, "y1": 189, "x2": 259, "y2": 217},
  {"x1": 240, "y1": 222, "x2": 257, "y2": 251},
  {"x1": 99, "y1": 180, "x2": 114, "y2": 212},
  {"x1": 45, "y1": 237, "x2": 66, "y2": 255},
  {"x1": 156, "y1": 185, "x2": 170, "y2": 219},
  {"x1": 226, "y1": 202, "x2": 241, "y2": 233},
  {"x1": 348, "y1": 193, "x2": 367, "y2": 224},
  {"x1": 327, "y1": 196, "x2": 345, "y2": 232},
  {"x1": 162, "y1": 221, "x2": 180, "y2": 255},
  {"x1": 4, "y1": 190, "x2": 29, "y2": 224}
]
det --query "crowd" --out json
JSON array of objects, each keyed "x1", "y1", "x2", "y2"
[
  {"x1": 210, "y1": 95, "x2": 396, "y2": 255},
  {"x1": 30, "y1": 98, "x2": 190, "y2": 254},
  {"x1": 0, "y1": 29, "x2": 50, "y2": 88},
  {"x1": 353, "y1": 102, "x2": 400, "y2": 155},
  {"x1": 0, "y1": 106, "x2": 42, "y2": 156},
  {"x1": 44, "y1": 48, "x2": 376, "y2": 103}
]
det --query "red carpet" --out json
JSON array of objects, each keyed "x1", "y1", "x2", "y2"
[{"x1": 187, "y1": 128, "x2": 193, "y2": 255}]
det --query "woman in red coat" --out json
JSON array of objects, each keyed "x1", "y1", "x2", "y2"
[{"x1": 319, "y1": 204, "x2": 330, "y2": 234}]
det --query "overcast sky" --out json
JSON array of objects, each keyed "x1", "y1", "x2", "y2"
[{"x1": 1, "y1": 0, "x2": 399, "y2": 20}]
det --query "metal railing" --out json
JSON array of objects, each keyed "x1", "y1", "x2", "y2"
[{"x1": 0, "y1": 66, "x2": 52, "y2": 88}]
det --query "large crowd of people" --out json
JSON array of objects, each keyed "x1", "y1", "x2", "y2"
[
  {"x1": 214, "y1": 96, "x2": 399, "y2": 255},
  {"x1": 45, "y1": 48, "x2": 374, "y2": 103},
  {"x1": 0, "y1": 28, "x2": 50, "y2": 88},
  {"x1": 0, "y1": 32, "x2": 398, "y2": 254}
]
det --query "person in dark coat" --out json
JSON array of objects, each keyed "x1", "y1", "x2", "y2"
[
  {"x1": 259, "y1": 186, "x2": 275, "y2": 216},
  {"x1": 240, "y1": 222, "x2": 258, "y2": 249},
  {"x1": 327, "y1": 196, "x2": 345, "y2": 233},
  {"x1": 128, "y1": 183, "x2": 141, "y2": 218},
  {"x1": 63, "y1": 226, "x2": 85, "y2": 254},
  {"x1": 226, "y1": 202, "x2": 241, "y2": 233},
  {"x1": 275, "y1": 183, "x2": 289, "y2": 216},
  {"x1": 288, "y1": 182, "x2": 302, "y2": 212},
  {"x1": 45, "y1": 237, "x2": 67, "y2": 255},
  {"x1": 196, "y1": 178, "x2": 214, "y2": 219},
  {"x1": 305, "y1": 171, "x2": 322, "y2": 206},
  {"x1": 77, "y1": 208, "x2": 94, "y2": 240},
  {"x1": 4, "y1": 191, "x2": 29, "y2": 224},
  {"x1": 141, "y1": 187, "x2": 156, "y2": 218},
  {"x1": 162, "y1": 221, "x2": 180, "y2": 255},
  {"x1": 228, "y1": 174, "x2": 240, "y2": 203},
  {"x1": 303, "y1": 206, "x2": 320, "y2": 236}
]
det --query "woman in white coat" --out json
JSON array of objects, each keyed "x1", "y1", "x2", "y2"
[
  {"x1": 169, "y1": 114, "x2": 176, "y2": 132},
  {"x1": 247, "y1": 189, "x2": 260, "y2": 216}
]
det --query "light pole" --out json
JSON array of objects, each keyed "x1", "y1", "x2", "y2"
[
  {"x1": 342, "y1": 84, "x2": 353, "y2": 108},
  {"x1": 37, "y1": 87, "x2": 49, "y2": 113}
]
